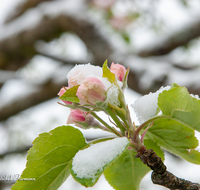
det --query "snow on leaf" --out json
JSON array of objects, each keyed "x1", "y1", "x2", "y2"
[
  {"x1": 71, "y1": 137, "x2": 129, "y2": 187},
  {"x1": 131, "y1": 86, "x2": 170, "y2": 124}
]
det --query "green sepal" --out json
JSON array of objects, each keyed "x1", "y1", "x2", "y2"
[
  {"x1": 59, "y1": 85, "x2": 80, "y2": 103},
  {"x1": 122, "y1": 67, "x2": 129, "y2": 89},
  {"x1": 12, "y1": 125, "x2": 87, "y2": 190},
  {"x1": 108, "y1": 103, "x2": 126, "y2": 119},
  {"x1": 95, "y1": 100, "x2": 108, "y2": 109},
  {"x1": 102, "y1": 60, "x2": 116, "y2": 84}
]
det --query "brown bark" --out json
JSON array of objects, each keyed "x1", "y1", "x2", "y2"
[
  {"x1": 4, "y1": 0, "x2": 54, "y2": 23},
  {"x1": 0, "y1": 79, "x2": 67, "y2": 122},
  {"x1": 0, "y1": 11, "x2": 112, "y2": 71},
  {"x1": 136, "y1": 146, "x2": 200, "y2": 190}
]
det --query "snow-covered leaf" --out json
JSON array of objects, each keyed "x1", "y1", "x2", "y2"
[
  {"x1": 12, "y1": 125, "x2": 87, "y2": 190},
  {"x1": 104, "y1": 140, "x2": 163, "y2": 190},
  {"x1": 131, "y1": 86, "x2": 170, "y2": 124},
  {"x1": 71, "y1": 137, "x2": 129, "y2": 187},
  {"x1": 104, "y1": 149, "x2": 150, "y2": 190}
]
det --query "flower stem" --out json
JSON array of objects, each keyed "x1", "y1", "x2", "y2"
[
  {"x1": 105, "y1": 107, "x2": 126, "y2": 134},
  {"x1": 133, "y1": 115, "x2": 169, "y2": 143},
  {"x1": 90, "y1": 112, "x2": 122, "y2": 137}
]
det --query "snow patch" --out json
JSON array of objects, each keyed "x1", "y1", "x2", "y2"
[
  {"x1": 106, "y1": 85, "x2": 120, "y2": 106},
  {"x1": 72, "y1": 137, "x2": 129, "y2": 180},
  {"x1": 131, "y1": 86, "x2": 170, "y2": 124},
  {"x1": 67, "y1": 63, "x2": 102, "y2": 83},
  {"x1": 190, "y1": 94, "x2": 200, "y2": 100}
]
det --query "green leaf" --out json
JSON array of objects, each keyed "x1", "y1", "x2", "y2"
[
  {"x1": 59, "y1": 85, "x2": 80, "y2": 102},
  {"x1": 104, "y1": 149, "x2": 150, "y2": 190},
  {"x1": 12, "y1": 125, "x2": 87, "y2": 190},
  {"x1": 145, "y1": 119, "x2": 200, "y2": 164},
  {"x1": 102, "y1": 60, "x2": 116, "y2": 83},
  {"x1": 158, "y1": 85, "x2": 200, "y2": 132},
  {"x1": 143, "y1": 139, "x2": 165, "y2": 161},
  {"x1": 71, "y1": 137, "x2": 129, "y2": 187},
  {"x1": 170, "y1": 83, "x2": 179, "y2": 89}
]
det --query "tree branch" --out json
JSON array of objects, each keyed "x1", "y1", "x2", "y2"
[
  {"x1": 36, "y1": 50, "x2": 87, "y2": 65},
  {"x1": 138, "y1": 19, "x2": 200, "y2": 57},
  {"x1": 0, "y1": 2, "x2": 112, "y2": 71},
  {"x1": 0, "y1": 79, "x2": 67, "y2": 122},
  {"x1": 4, "y1": 0, "x2": 54, "y2": 23},
  {"x1": 136, "y1": 146, "x2": 200, "y2": 190}
]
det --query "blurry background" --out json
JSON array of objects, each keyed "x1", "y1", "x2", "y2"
[{"x1": 0, "y1": 0, "x2": 200, "y2": 189}]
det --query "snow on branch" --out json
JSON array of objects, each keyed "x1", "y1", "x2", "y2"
[
  {"x1": 138, "y1": 19, "x2": 200, "y2": 57},
  {"x1": 0, "y1": 0, "x2": 112, "y2": 71}
]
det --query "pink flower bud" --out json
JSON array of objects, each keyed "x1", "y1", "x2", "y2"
[
  {"x1": 57, "y1": 87, "x2": 72, "y2": 105},
  {"x1": 110, "y1": 62, "x2": 126, "y2": 81},
  {"x1": 67, "y1": 109, "x2": 87, "y2": 124},
  {"x1": 67, "y1": 109, "x2": 103, "y2": 129},
  {"x1": 76, "y1": 77, "x2": 106, "y2": 105}
]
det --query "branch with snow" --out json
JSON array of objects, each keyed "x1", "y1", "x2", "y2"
[
  {"x1": 4, "y1": 0, "x2": 54, "y2": 24},
  {"x1": 138, "y1": 19, "x2": 200, "y2": 57},
  {"x1": 0, "y1": 0, "x2": 112, "y2": 71}
]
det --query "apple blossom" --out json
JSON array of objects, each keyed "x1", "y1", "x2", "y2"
[
  {"x1": 76, "y1": 77, "x2": 106, "y2": 105},
  {"x1": 67, "y1": 64, "x2": 102, "y2": 87},
  {"x1": 57, "y1": 87, "x2": 72, "y2": 105},
  {"x1": 110, "y1": 62, "x2": 126, "y2": 81}
]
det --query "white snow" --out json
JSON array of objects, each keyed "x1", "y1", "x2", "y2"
[
  {"x1": 0, "y1": 0, "x2": 25, "y2": 24},
  {"x1": 131, "y1": 86, "x2": 170, "y2": 125},
  {"x1": 106, "y1": 85, "x2": 120, "y2": 107},
  {"x1": 0, "y1": 0, "x2": 86, "y2": 40},
  {"x1": 67, "y1": 63, "x2": 103, "y2": 84},
  {"x1": 190, "y1": 94, "x2": 200, "y2": 100},
  {"x1": 72, "y1": 137, "x2": 129, "y2": 180}
]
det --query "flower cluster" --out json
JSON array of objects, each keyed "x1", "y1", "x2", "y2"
[
  {"x1": 58, "y1": 61, "x2": 187, "y2": 151},
  {"x1": 58, "y1": 61, "x2": 128, "y2": 132}
]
